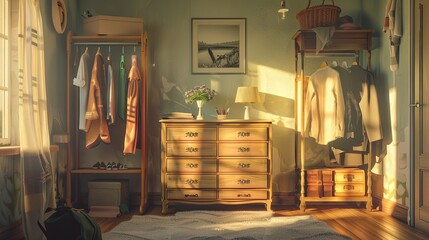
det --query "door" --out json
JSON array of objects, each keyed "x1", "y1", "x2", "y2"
[{"x1": 415, "y1": 0, "x2": 429, "y2": 232}]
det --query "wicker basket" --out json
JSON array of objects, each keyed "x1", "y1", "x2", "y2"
[{"x1": 296, "y1": 0, "x2": 341, "y2": 30}]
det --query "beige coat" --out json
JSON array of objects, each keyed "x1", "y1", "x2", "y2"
[{"x1": 304, "y1": 66, "x2": 345, "y2": 145}]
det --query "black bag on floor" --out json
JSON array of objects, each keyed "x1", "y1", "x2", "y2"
[{"x1": 38, "y1": 206, "x2": 102, "y2": 240}]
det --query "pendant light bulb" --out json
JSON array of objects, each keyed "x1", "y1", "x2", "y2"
[{"x1": 278, "y1": 0, "x2": 289, "y2": 20}]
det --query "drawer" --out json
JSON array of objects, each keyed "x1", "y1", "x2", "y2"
[
  {"x1": 219, "y1": 159, "x2": 268, "y2": 173},
  {"x1": 168, "y1": 190, "x2": 216, "y2": 200},
  {"x1": 166, "y1": 127, "x2": 216, "y2": 141},
  {"x1": 219, "y1": 127, "x2": 268, "y2": 141},
  {"x1": 219, "y1": 190, "x2": 268, "y2": 200},
  {"x1": 166, "y1": 143, "x2": 216, "y2": 157},
  {"x1": 335, "y1": 169, "x2": 365, "y2": 182},
  {"x1": 166, "y1": 158, "x2": 216, "y2": 173},
  {"x1": 334, "y1": 182, "x2": 365, "y2": 196},
  {"x1": 218, "y1": 174, "x2": 268, "y2": 189},
  {"x1": 166, "y1": 174, "x2": 216, "y2": 188},
  {"x1": 218, "y1": 143, "x2": 268, "y2": 157}
]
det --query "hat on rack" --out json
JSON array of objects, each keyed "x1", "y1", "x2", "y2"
[{"x1": 52, "y1": 0, "x2": 67, "y2": 34}]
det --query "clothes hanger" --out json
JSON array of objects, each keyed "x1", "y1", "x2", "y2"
[
  {"x1": 107, "y1": 46, "x2": 111, "y2": 61},
  {"x1": 341, "y1": 61, "x2": 348, "y2": 68},
  {"x1": 331, "y1": 60, "x2": 338, "y2": 67},
  {"x1": 122, "y1": 46, "x2": 124, "y2": 55}
]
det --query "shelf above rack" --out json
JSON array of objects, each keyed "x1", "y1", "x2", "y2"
[
  {"x1": 70, "y1": 169, "x2": 142, "y2": 174},
  {"x1": 292, "y1": 29, "x2": 373, "y2": 52}
]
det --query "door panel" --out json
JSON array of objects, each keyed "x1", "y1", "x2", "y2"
[{"x1": 415, "y1": 0, "x2": 429, "y2": 231}]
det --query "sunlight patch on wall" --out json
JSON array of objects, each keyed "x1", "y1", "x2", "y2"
[
  {"x1": 382, "y1": 87, "x2": 410, "y2": 206},
  {"x1": 251, "y1": 63, "x2": 296, "y2": 130}
]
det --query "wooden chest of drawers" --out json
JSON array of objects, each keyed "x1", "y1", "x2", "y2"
[
  {"x1": 334, "y1": 168, "x2": 365, "y2": 196},
  {"x1": 160, "y1": 119, "x2": 272, "y2": 213}
]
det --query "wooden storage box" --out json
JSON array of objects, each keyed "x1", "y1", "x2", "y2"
[
  {"x1": 306, "y1": 183, "x2": 323, "y2": 197},
  {"x1": 323, "y1": 183, "x2": 334, "y2": 197},
  {"x1": 83, "y1": 15, "x2": 143, "y2": 35},
  {"x1": 88, "y1": 179, "x2": 129, "y2": 208},
  {"x1": 306, "y1": 169, "x2": 322, "y2": 184}
]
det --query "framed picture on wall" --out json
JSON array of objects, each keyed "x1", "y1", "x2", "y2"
[{"x1": 192, "y1": 18, "x2": 246, "y2": 74}]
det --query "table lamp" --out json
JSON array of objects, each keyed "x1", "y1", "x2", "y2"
[{"x1": 235, "y1": 86, "x2": 260, "y2": 120}]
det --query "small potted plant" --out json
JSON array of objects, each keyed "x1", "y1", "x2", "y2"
[{"x1": 184, "y1": 85, "x2": 217, "y2": 120}]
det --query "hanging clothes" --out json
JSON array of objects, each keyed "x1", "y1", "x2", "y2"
[
  {"x1": 383, "y1": 0, "x2": 402, "y2": 71},
  {"x1": 304, "y1": 66, "x2": 345, "y2": 145},
  {"x1": 332, "y1": 63, "x2": 363, "y2": 143},
  {"x1": 349, "y1": 64, "x2": 383, "y2": 142},
  {"x1": 85, "y1": 50, "x2": 111, "y2": 149},
  {"x1": 123, "y1": 54, "x2": 141, "y2": 154},
  {"x1": 118, "y1": 53, "x2": 127, "y2": 120},
  {"x1": 106, "y1": 55, "x2": 116, "y2": 125},
  {"x1": 73, "y1": 48, "x2": 91, "y2": 131}
]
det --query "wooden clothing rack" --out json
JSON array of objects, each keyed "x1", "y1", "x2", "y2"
[
  {"x1": 293, "y1": 29, "x2": 374, "y2": 211},
  {"x1": 65, "y1": 31, "x2": 149, "y2": 214}
]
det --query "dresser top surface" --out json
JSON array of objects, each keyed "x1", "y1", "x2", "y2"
[{"x1": 159, "y1": 119, "x2": 273, "y2": 123}]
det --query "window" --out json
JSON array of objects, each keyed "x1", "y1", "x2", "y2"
[{"x1": 0, "y1": 0, "x2": 10, "y2": 145}]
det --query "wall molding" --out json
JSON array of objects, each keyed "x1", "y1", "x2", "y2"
[{"x1": 372, "y1": 196, "x2": 408, "y2": 223}]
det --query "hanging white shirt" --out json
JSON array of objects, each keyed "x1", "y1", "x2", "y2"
[
  {"x1": 73, "y1": 49, "x2": 91, "y2": 131},
  {"x1": 304, "y1": 66, "x2": 345, "y2": 144}
]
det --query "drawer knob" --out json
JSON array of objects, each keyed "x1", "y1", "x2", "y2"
[
  {"x1": 185, "y1": 147, "x2": 199, "y2": 153},
  {"x1": 344, "y1": 174, "x2": 355, "y2": 181},
  {"x1": 184, "y1": 193, "x2": 199, "y2": 198},
  {"x1": 185, "y1": 179, "x2": 199, "y2": 184},
  {"x1": 343, "y1": 185, "x2": 355, "y2": 190},
  {"x1": 238, "y1": 163, "x2": 251, "y2": 168},
  {"x1": 237, "y1": 131, "x2": 251, "y2": 137},
  {"x1": 237, "y1": 193, "x2": 251, "y2": 197},
  {"x1": 185, "y1": 163, "x2": 199, "y2": 168},
  {"x1": 185, "y1": 132, "x2": 199, "y2": 138},
  {"x1": 238, "y1": 179, "x2": 251, "y2": 184},
  {"x1": 237, "y1": 147, "x2": 250, "y2": 152}
]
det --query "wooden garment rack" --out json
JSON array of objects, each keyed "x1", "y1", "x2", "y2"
[
  {"x1": 293, "y1": 29, "x2": 374, "y2": 211},
  {"x1": 65, "y1": 31, "x2": 149, "y2": 214}
]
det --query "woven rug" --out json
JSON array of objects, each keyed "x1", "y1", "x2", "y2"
[{"x1": 102, "y1": 210, "x2": 351, "y2": 240}]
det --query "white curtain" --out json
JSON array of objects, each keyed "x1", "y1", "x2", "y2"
[{"x1": 18, "y1": 0, "x2": 56, "y2": 239}]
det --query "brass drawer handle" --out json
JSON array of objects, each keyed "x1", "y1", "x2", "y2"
[
  {"x1": 185, "y1": 179, "x2": 199, "y2": 184},
  {"x1": 238, "y1": 179, "x2": 251, "y2": 184},
  {"x1": 185, "y1": 147, "x2": 199, "y2": 153},
  {"x1": 184, "y1": 193, "x2": 199, "y2": 198},
  {"x1": 185, "y1": 163, "x2": 199, "y2": 168},
  {"x1": 238, "y1": 163, "x2": 251, "y2": 168},
  {"x1": 343, "y1": 185, "x2": 355, "y2": 190},
  {"x1": 185, "y1": 131, "x2": 199, "y2": 138},
  {"x1": 237, "y1": 131, "x2": 251, "y2": 137},
  {"x1": 344, "y1": 174, "x2": 355, "y2": 181},
  {"x1": 237, "y1": 147, "x2": 250, "y2": 152},
  {"x1": 237, "y1": 193, "x2": 251, "y2": 197}
]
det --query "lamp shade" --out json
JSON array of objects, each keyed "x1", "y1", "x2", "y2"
[{"x1": 235, "y1": 86, "x2": 260, "y2": 104}]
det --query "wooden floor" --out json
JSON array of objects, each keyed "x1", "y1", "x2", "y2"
[{"x1": 95, "y1": 205, "x2": 429, "y2": 240}]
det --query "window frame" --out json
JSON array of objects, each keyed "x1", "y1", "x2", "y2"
[{"x1": 0, "y1": 0, "x2": 10, "y2": 146}]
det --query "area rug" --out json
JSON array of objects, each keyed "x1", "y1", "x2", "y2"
[{"x1": 102, "y1": 210, "x2": 351, "y2": 240}]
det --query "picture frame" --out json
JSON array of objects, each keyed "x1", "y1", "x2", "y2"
[{"x1": 192, "y1": 18, "x2": 246, "y2": 74}]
